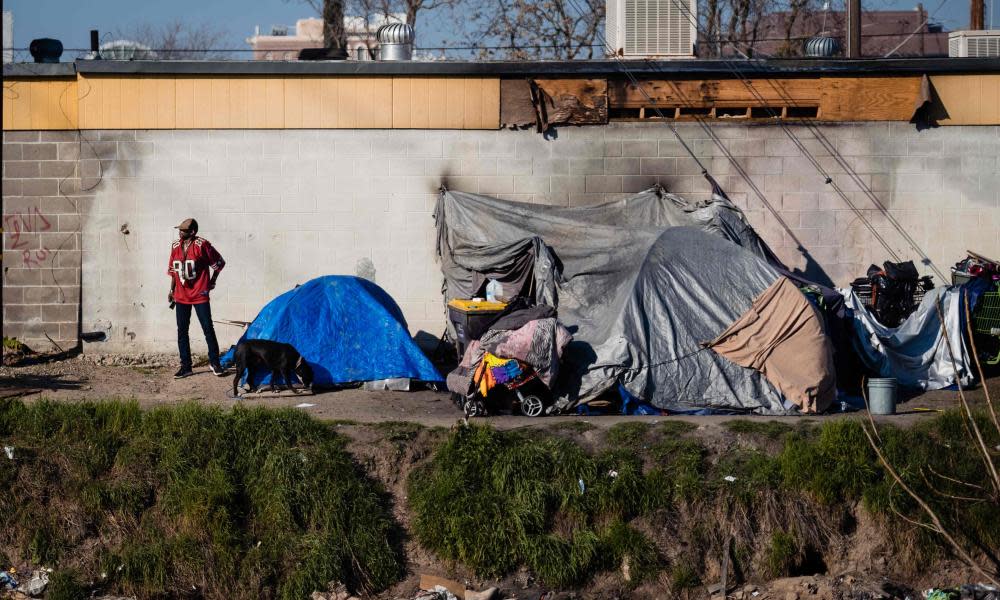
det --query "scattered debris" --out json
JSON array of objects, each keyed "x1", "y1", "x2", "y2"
[
  {"x1": 415, "y1": 586, "x2": 460, "y2": 600},
  {"x1": 418, "y1": 574, "x2": 466, "y2": 599},
  {"x1": 294, "y1": 403, "x2": 316, "y2": 408},
  {"x1": 465, "y1": 588, "x2": 498, "y2": 600},
  {"x1": 0, "y1": 570, "x2": 18, "y2": 590},
  {"x1": 18, "y1": 569, "x2": 49, "y2": 596},
  {"x1": 724, "y1": 475, "x2": 737, "y2": 482},
  {"x1": 3, "y1": 446, "x2": 13, "y2": 460},
  {"x1": 310, "y1": 581, "x2": 355, "y2": 600},
  {"x1": 924, "y1": 585, "x2": 1000, "y2": 600}
]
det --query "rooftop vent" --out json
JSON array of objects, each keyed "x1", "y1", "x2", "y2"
[
  {"x1": 29, "y1": 38, "x2": 63, "y2": 63},
  {"x1": 804, "y1": 35, "x2": 841, "y2": 57},
  {"x1": 377, "y1": 22, "x2": 414, "y2": 61},
  {"x1": 606, "y1": 0, "x2": 697, "y2": 58},
  {"x1": 99, "y1": 40, "x2": 157, "y2": 60},
  {"x1": 948, "y1": 30, "x2": 1000, "y2": 57}
]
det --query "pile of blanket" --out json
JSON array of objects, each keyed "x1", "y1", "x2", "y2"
[{"x1": 446, "y1": 305, "x2": 572, "y2": 397}]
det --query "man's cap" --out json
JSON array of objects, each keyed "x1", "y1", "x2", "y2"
[{"x1": 174, "y1": 218, "x2": 198, "y2": 231}]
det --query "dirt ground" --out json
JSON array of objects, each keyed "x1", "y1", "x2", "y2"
[{"x1": 1, "y1": 353, "x2": 997, "y2": 430}]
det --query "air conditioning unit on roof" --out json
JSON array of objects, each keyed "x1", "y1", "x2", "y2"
[
  {"x1": 606, "y1": 0, "x2": 697, "y2": 57},
  {"x1": 948, "y1": 30, "x2": 1000, "y2": 57}
]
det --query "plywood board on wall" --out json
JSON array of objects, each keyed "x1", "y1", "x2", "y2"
[
  {"x1": 38, "y1": 75, "x2": 500, "y2": 130},
  {"x1": 2, "y1": 78, "x2": 78, "y2": 130},
  {"x1": 818, "y1": 77, "x2": 922, "y2": 121},
  {"x1": 929, "y1": 74, "x2": 1000, "y2": 125}
]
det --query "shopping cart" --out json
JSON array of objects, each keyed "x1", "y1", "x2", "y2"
[{"x1": 971, "y1": 291, "x2": 1000, "y2": 365}]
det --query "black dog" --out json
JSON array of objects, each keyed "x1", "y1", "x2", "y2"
[{"x1": 232, "y1": 339, "x2": 314, "y2": 397}]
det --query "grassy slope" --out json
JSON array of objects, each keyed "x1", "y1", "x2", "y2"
[
  {"x1": 409, "y1": 416, "x2": 1000, "y2": 591},
  {"x1": 0, "y1": 400, "x2": 404, "y2": 599},
  {"x1": 1, "y1": 400, "x2": 998, "y2": 598}
]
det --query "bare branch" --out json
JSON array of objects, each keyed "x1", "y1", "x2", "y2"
[
  {"x1": 935, "y1": 299, "x2": 1000, "y2": 497},
  {"x1": 112, "y1": 20, "x2": 235, "y2": 60},
  {"x1": 860, "y1": 420, "x2": 1000, "y2": 586},
  {"x1": 927, "y1": 464, "x2": 987, "y2": 491},
  {"x1": 964, "y1": 293, "x2": 1000, "y2": 440}
]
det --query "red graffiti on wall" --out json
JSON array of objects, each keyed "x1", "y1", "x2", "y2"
[{"x1": 4, "y1": 207, "x2": 53, "y2": 268}]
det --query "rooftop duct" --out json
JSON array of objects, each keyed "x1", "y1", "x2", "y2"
[{"x1": 377, "y1": 22, "x2": 414, "y2": 61}]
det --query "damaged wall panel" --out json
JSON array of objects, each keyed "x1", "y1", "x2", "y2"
[{"x1": 500, "y1": 78, "x2": 608, "y2": 129}]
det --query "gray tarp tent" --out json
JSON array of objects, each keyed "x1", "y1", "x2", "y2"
[{"x1": 435, "y1": 187, "x2": 835, "y2": 414}]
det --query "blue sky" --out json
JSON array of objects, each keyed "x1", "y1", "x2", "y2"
[{"x1": 4, "y1": 0, "x2": 993, "y2": 56}]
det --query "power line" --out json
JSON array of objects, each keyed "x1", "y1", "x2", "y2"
[{"x1": 648, "y1": 0, "x2": 945, "y2": 278}]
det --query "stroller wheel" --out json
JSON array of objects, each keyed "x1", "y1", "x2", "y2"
[
  {"x1": 464, "y1": 397, "x2": 487, "y2": 418},
  {"x1": 520, "y1": 394, "x2": 545, "y2": 417}
]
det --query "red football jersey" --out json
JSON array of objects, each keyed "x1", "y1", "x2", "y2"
[{"x1": 167, "y1": 237, "x2": 225, "y2": 305}]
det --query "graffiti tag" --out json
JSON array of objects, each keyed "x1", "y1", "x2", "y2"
[{"x1": 4, "y1": 207, "x2": 53, "y2": 268}]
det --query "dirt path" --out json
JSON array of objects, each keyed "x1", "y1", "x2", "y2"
[{"x1": 3, "y1": 355, "x2": 996, "y2": 430}]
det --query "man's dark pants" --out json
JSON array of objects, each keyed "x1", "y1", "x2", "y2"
[{"x1": 176, "y1": 301, "x2": 220, "y2": 369}]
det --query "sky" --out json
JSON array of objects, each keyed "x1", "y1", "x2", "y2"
[{"x1": 4, "y1": 0, "x2": 995, "y2": 57}]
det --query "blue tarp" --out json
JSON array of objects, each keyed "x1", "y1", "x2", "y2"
[{"x1": 220, "y1": 276, "x2": 443, "y2": 387}]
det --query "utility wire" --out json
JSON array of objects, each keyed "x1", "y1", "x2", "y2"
[
  {"x1": 560, "y1": 0, "x2": 806, "y2": 251},
  {"x1": 655, "y1": 0, "x2": 945, "y2": 279}
]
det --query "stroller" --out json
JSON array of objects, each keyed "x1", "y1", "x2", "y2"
[{"x1": 456, "y1": 353, "x2": 550, "y2": 417}]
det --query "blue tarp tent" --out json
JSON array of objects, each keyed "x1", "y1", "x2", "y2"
[{"x1": 221, "y1": 275, "x2": 443, "y2": 387}]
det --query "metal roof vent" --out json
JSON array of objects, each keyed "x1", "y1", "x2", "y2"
[
  {"x1": 804, "y1": 35, "x2": 841, "y2": 57},
  {"x1": 99, "y1": 40, "x2": 157, "y2": 60},
  {"x1": 377, "y1": 22, "x2": 414, "y2": 61}
]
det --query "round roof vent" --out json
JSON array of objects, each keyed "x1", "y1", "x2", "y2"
[
  {"x1": 377, "y1": 22, "x2": 414, "y2": 45},
  {"x1": 804, "y1": 35, "x2": 841, "y2": 58},
  {"x1": 99, "y1": 40, "x2": 157, "y2": 61}
]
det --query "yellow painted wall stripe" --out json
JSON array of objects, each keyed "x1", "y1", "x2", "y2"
[
  {"x1": 3, "y1": 75, "x2": 501, "y2": 130},
  {"x1": 5, "y1": 73, "x2": 999, "y2": 130}
]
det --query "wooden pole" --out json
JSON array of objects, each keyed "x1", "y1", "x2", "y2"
[
  {"x1": 971, "y1": 0, "x2": 985, "y2": 30},
  {"x1": 847, "y1": 0, "x2": 862, "y2": 57}
]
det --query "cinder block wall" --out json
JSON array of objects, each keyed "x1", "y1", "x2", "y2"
[
  {"x1": 2, "y1": 131, "x2": 88, "y2": 352},
  {"x1": 3, "y1": 123, "x2": 998, "y2": 354}
]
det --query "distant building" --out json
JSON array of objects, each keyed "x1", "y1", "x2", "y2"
[
  {"x1": 699, "y1": 8, "x2": 948, "y2": 58},
  {"x1": 3, "y1": 10, "x2": 13, "y2": 64},
  {"x1": 246, "y1": 15, "x2": 406, "y2": 61}
]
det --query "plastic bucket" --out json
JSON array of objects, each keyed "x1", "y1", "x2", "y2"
[{"x1": 867, "y1": 378, "x2": 897, "y2": 415}]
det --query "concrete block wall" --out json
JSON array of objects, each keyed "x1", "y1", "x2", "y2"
[
  {"x1": 3, "y1": 123, "x2": 998, "y2": 354},
  {"x1": 2, "y1": 131, "x2": 90, "y2": 352}
]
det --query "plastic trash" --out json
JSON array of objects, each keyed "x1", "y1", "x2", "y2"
[
  {"x1": 0, "y1": 571, "x2": 17, "y2": 590},
  {"x1": 485, "y1": 279, "x2": 503, "y2": 302},
  {"x1": 578, "y1": 478, "x2": 586, "y2": 494},
  {"x1": 20, "y1": 569, "x2": 49, "y2": 596},
  {"x1": 3, "y1": 446, "x2": 12, "y2": 460},
  {"x1": 724, "y1": 475, "x2": 737, "y2": 483}
]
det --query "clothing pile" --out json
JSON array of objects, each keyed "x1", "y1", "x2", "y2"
[{"x1": 446, "y1": 304, "x2": 572, "y2": 399}]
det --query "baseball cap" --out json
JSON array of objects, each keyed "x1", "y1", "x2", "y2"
[{"x1": 174, "y1": 218, "x2": 198, "y2": 231}]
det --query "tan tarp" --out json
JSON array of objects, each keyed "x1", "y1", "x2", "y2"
[{"x1": 705, "y1": 277, "x2": 836, "y2": 413}]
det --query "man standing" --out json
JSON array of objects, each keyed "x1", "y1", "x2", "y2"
[{"x1": 168, "y1": 218, "x2": 226, "y2": 378}]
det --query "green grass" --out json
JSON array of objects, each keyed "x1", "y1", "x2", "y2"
[
  {"x1": 408, "y1": 425, "x2": 660, "y2": 587},
  {"x1": 723, "y1": 419, "x2": 794, "y2": 440},
  {"x1": 606, "y1": 422, "x2": 652, "y2": 448},
  {"x1": 0, "y1": 399, "x2": 404, "y2": 599},
  {"x1": 409, "y1": 413, "x2": 1000, "y2": 587},
  {"x1": 547, "y1": 420, "x2": 598, "y2": 434},
  {"x1": 659, "y1": 420, "x2": 698, "y2": 436}
]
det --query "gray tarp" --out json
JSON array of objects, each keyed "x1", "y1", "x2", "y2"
[
  {"x1": 435, "y1": 187, "x2": 797, "y2": 413},
  {"x1": 842, "y1": 286, "x2": 973, "y2": 390}
]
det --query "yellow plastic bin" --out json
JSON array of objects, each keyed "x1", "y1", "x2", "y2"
[{"x1": 447, "y1": 299, "x2": 507, "y2": 357}]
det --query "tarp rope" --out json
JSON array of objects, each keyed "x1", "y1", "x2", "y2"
[{"x1": 639, "y1": 0, "x2": 946, "y2": 280}]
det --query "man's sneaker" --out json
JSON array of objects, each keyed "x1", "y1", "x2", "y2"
[
  {"x1": 173, "y1": 367, "x2": 193, "y2": 379},
  {"x1": 210, "y1": 362, "x2": 226, "y2": 377}
]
